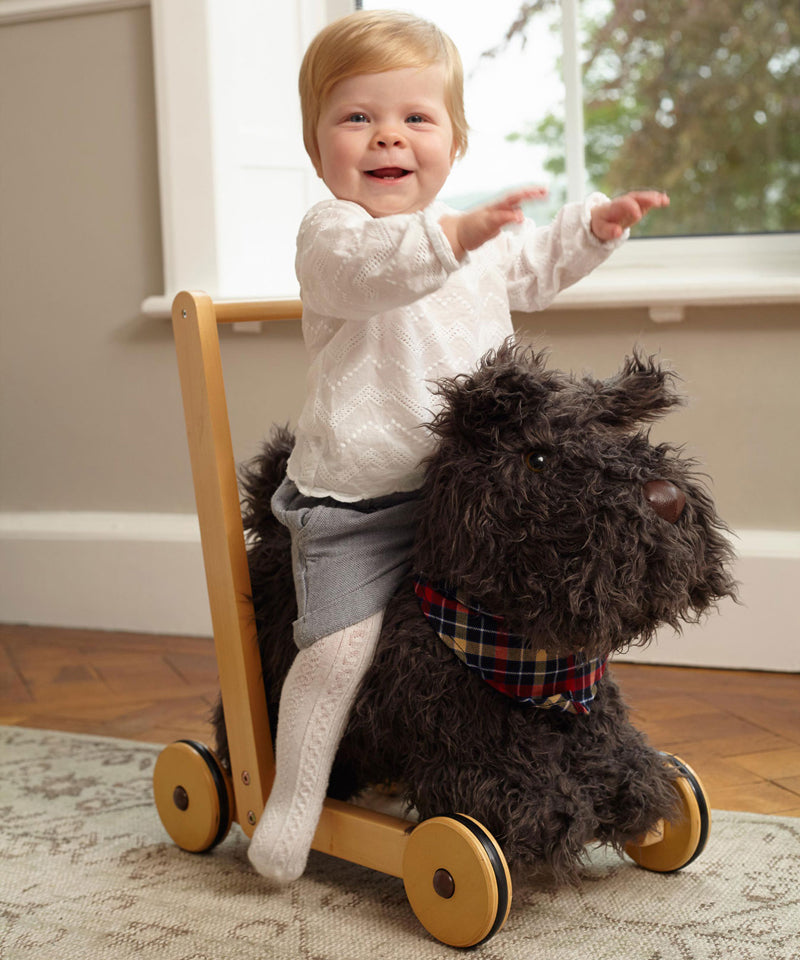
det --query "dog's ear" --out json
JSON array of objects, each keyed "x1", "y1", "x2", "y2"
[
  {"x1": 428, "y1": 342, "x2": 556, "y2": 444},
  {"x1": 579, "y1": 351, "x2": 684, "y2": 428}
]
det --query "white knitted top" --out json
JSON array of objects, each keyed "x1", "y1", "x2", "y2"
[{"x1": 287, "y1": 196, "x2": 623, "y2": 502}]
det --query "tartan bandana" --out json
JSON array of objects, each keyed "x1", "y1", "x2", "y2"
[{"x1": 413, "y1": 576, "x2": 607, "y2": 715}]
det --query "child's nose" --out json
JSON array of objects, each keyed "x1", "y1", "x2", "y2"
[{"x1": 372, "y1": 127, "x2": 406, "y2": 149}]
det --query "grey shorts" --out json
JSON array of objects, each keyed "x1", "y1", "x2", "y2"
[{"x1": 271, "y1": 477, "x2": 419, "y2": 649}]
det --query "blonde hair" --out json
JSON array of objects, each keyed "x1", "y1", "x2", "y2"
[{"x1": 299, "y1": 10, "x2": 468, "y2": 174}]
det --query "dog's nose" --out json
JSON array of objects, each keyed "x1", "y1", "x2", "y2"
[{"x1": 643, "y1": 479, "x2": 686, "y2": 524}]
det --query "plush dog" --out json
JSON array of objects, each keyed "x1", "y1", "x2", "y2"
[{"x1": 214, "y1": 343, "x2": 736, "y2": 883}]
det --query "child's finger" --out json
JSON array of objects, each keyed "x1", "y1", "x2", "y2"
[
  {"x1": 625, "y1": 190, "x2": 670, "y2": 210},
  {"x1": 497, "y1": 186, "x2": 549, "y2": 209}
]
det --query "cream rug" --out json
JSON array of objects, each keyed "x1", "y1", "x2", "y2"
[{"x1": 1, "y1": 725, "x2": 798, "y2": 959}]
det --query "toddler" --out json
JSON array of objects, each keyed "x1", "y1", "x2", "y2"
[{"x1": 248, "y1": 8, "x2": 669, "y2": 883}]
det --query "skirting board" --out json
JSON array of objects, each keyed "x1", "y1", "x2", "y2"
[
  {"x1": 0, "y1": 513, "x2": 211, "y2": 639},
  {"x1": 0, "y1": 513, "x2": 797, "y2": 672},
  {"x1": 615, "y1": 529, "x2": 800, "y2": 672}
]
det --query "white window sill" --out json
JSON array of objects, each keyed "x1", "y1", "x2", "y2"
[
  {"x1": 552, "y1": 257, "x2": 800, "y2": 322},
  {"x1": 143, "y1": 234, "x2": 800, "y2": 323},
  {"x1": 548, "y1": 233, "x2": 800, "y2": 322}
]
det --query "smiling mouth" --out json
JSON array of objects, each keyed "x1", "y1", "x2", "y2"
[{"x1": 366, "y1": 167, "x2": 412, "y2": 180}]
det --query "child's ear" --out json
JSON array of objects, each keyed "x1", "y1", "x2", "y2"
[
  {"x1": 448, "y1": 131, "x2": 463, "y2": 165},
  {"x1": 307, "y1": 135, "x2": 324, "y2": 179}
]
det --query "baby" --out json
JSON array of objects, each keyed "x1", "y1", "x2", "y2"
[{"x1": 248, "y1": 8, "x2": 669, "y2": 883}]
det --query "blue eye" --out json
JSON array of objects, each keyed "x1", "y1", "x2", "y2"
[
  {"x1": 347, "y1": 113, "x2": 369, "y2": 123},
  {"x1": 406, "y1": 114, "x2": 425, "y2": 124}
]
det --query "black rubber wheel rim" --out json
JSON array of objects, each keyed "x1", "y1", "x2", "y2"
[
  {"x1": 663, "y1": 753, "x2": 711, "y2": 871},
  {"x1": 177, "y1": 740, "x2": 232, "y2": 850},
  {"x1": 449, "y1": 814, "x2": 510, "y2": 946}
]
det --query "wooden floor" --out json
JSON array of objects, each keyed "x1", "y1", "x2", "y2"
[{"x1": 2, "y1": 622, "x2": 799, "y2": 817}]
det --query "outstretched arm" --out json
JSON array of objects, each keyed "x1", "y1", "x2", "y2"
[
  {"x1": 439, "y1": 187, "x2": 548, "y2": 260},
  {"x1": 590, "y1": 190, "x2": 670, "y2": 242}
]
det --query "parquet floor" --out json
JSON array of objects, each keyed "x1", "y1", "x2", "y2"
[{"x1": 1, "y1": 622, "x2": 799, "y2": 817}]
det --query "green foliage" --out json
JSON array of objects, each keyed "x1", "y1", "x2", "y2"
[{"x1": 496, "y1": 0, "x2": 800, "y2": 235}]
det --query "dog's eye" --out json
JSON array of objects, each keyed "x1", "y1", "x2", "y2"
[{"x1": 525, "y1": 450, "x2": 548, "y2": 473}]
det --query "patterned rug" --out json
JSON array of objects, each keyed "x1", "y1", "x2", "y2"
[{"x1": 1, "y1": 726, "x2": 798, "y2": 960}]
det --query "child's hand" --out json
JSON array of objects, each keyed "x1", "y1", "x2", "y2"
[
  {"x1": 590, "y1": 190, "x2": 670, "y2": 242},
  {"x1": 440, "y1": 187, "x2": 547, "y2": 260}
]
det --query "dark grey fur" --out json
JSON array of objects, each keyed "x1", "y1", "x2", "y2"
[{"x1": 213, "y1": 343, "x2": 736, "y2": 883}]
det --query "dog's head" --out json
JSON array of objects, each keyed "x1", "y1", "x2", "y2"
[{"x1": 414, "y1": 342, "x2": 737, "y2": 659}]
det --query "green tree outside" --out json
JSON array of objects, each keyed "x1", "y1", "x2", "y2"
[{"x1": 493, "y1": 0, "x2": 800, "y2": 236}]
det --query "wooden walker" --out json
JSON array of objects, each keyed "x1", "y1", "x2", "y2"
[{"x1": 153, "y1": 291, "x2": 711, "y2": 949}]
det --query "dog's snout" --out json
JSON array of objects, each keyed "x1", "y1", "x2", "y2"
[{"x1": 643, "y1": 479, "x2": 686, "y2": 524}]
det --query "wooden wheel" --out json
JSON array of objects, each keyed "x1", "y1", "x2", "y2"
[
  {"x1": 626, "y1": 755, "x2": 710, "y2": 873},
  {"x1": 402, "y1": 814, "x2": 512, "y2": 948},
  {"x1": 153, "y1": 740, "x2": 234, "y2": 853}
]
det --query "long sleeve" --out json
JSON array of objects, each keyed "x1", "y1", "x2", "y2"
[
  {"x1": 500, "y1": 194, "x2": 626, "y2": 313},
  {"x1": 296, "y1": 199, "x2": 461, "y2": 321}
]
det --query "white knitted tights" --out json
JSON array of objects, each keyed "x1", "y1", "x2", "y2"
[{"x1": 248, "y1": 611, "x2": 384, "y2": 883}]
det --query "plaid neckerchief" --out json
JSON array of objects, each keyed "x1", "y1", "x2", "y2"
[{"x1": 413, "y1": 576, "x2": 607, "y2": 715}]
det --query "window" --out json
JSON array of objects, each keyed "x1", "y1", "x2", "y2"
[{"x1": 144, "y1": 0, "x2": 800, "y2": 320}]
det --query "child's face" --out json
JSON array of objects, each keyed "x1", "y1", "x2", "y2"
[{"x1": 315, "y1": 65, "x2": 455, "y2": 218}]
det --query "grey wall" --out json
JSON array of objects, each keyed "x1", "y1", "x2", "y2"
[
  {"x1": 1, "y1": 8, "x2": 183, "y2": 512},
  {"x1": 1, "y1": 7, "x2": 798, "y2": 533}
]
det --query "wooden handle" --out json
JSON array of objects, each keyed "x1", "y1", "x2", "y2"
[{"x1": 214, "y1": 298, "x2": 302, "y2": 324}]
